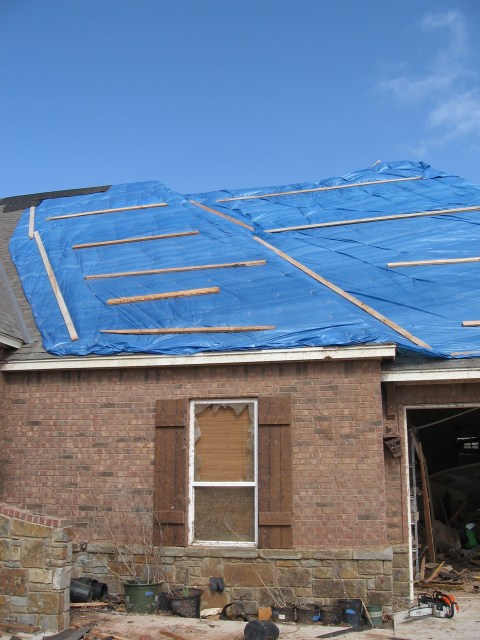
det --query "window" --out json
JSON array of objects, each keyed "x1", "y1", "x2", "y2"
[
  {"x1": 188, "y1": 400, "x2": 258, "y2": 545},
  {"x1": 154, "y1": 396, "x2": 292, "y2": 549},
  {"x1": 457, "y1": 436, "x2": 480, "y2": 451}
]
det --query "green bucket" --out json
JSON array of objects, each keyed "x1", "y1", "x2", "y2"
[
  {"x1": 124, "y1": 581, "x2": 163, "y2": 614},
  {"x1": 366, "y1": 605, "x2": 383, "y2": 627}
]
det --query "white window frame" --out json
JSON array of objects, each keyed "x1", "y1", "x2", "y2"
[{"x1": 188, "y1": 398, "x2": 258, "y2": 546}]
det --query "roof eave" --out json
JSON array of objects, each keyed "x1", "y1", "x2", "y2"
[
  {"x1": 381, "y1": 365, "x2": 480, "y2": 384},
  {"x1": 0, "y1": 344, "x2": 396, "y2": 372}
]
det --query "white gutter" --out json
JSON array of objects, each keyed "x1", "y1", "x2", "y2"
[
  {"x1": 0, "y1": 344, "x2": 396, "y2": 372},
  {"x1": 382, "y1": 366, "x2": 480, "y2": 383}
]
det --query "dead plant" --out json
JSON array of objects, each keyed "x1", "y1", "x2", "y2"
[
  {"x1": 223, "y1": 520, "x2": 295, "y2": 608},
  {"x1": 98, "y1": 491, "x2": 168, "y2": 586},
  {"x1": 327, "y1": 557, "x2": 348, "y2": 598}
]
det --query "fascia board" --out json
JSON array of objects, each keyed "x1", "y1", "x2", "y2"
[
  {"x1": 381, "y1": 366, "x2": 480, "y2": 383},
  {"x1": 0, "y1": 344, "x2": 396, "y2": 372}
]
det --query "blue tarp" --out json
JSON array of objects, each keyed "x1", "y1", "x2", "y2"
[{"x1": 9, "y1": 161, "x2": 480, "y2": 358}]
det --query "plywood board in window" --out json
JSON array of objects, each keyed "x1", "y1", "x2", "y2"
[{"x1": 195, "y1": 404, "x2": 253, "y2": 482}]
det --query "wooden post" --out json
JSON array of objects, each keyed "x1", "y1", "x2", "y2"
[{"x1": 413, "y1": 435, "x2": 436, "y2": 563}]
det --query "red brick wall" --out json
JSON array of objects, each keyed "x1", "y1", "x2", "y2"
[{"x1": 0, "y1": 360, "x2": 387, "y2": 548}]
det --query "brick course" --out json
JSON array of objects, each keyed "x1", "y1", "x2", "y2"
[{"x1": 0, "y1": 360, "x2": 387, "y2": 549}]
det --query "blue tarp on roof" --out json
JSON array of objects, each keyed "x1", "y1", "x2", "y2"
[{"x1": 9, "y1": 161, "x2": 480, "y2": 357}]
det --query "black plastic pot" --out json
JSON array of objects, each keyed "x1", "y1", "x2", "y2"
[
  {"x1": 271, "y1": 603, "x2": 295, "y2": 623},
  {"x1": 70, "y1": 579, "x2": 93, "y2": 603},
  {"x1": 320, "y1": 605, "x2": 342, "y2": 625},
  {"x1": 158, "y1": 590, "x2": 170, "y2": 612},
  {"x1": 168, "y1": 588, "x2": 203, "y2": 618},
  {"x1": 296, "y1": 603, "x2": 321, "y2": 624},
  {"x1": 76, "y1": 577, "x2": 109, "y2": 600},
  {"x1": 338, "y1": 598, "x2": 363, "y2": 627},
  {"x1": 244, "y1": 620, "x2": 279, "y2": 640}
]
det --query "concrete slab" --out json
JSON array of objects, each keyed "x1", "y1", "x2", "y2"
[{"x1": 393, "y1": 596, "x2": 480, "y2": 640}]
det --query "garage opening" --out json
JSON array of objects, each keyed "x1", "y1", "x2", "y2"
[{"x1": 407, "y1": 406, "x2": 480, "y2": 580}]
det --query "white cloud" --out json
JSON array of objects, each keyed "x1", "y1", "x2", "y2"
[
  {"x1": 377, "y1": 9, "x2": 480, "y2": 151},
  {"x1": 378, "y1": 9, "x2": 468, "y2": 103},
  {"x1": 428, "y1": 90, "x2": 480, "y2": 138},
  {"x1": 379, "y1": 73, "x2": 455, "y2": 103},
  {"x1": 422, "y1": 9, "x2": 467, "y2": 57}
]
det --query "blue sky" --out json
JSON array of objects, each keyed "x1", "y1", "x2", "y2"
[{"x1": 1, "y1": 1, "x2": 480, "y2": 197}]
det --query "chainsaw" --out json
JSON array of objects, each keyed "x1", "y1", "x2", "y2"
[{"x1": 408, "y1": 591, "x2": 459, "y2": 619}]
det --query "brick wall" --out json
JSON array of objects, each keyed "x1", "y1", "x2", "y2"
[
  {"x1": 0, "y1": 503, "x2": 71, "y2": 632},
  {"x1": 0, "y1": 360, "x2": 387, "y2": 549}
]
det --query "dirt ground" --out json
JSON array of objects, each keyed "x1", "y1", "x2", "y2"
[
  {"x1": 70, "y1": 607, "x2": 390, "y2": 640},
  {"x1": 68, "y1": 592, "x2": 480, "y2": 640}
]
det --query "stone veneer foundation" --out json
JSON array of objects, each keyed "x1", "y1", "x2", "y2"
[
  {"x1": 73, "y1": 543, "x2": 399, "y2": 615},
  {"x1": 0, "y1": 503, "x2": 72, "y2": 632}
]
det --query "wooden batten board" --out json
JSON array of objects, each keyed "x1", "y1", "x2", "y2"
[
  {"x1": 73, "y1": 230, "x2": 199, "y2": 250},
  {"x1": 107, "y1": 286, "x2": 220, "y2": 305},
  {"x1": 462, "y1": 320, "x2": 480, "y2": 327},
  {"x1": 217, "y1": 175, "x2": 423, "y2": 202},
  {"x1": 189, "y1": 200, "x2": 254, "y2": 230},
  {"x1": 102, "y1": 326, "x2": 275, "y2": 334},
  {"x1": 33, "y1": 231, "x2": 78, "y2": 341},
  {"x1": 266, "y1": 204, "x2": 480, "y2": 233},
  {"x1": 28, "y1": 206, "x2": 35, "y2": 239},
  {"x1": 47, "y1": 201, "x2": 168, "y2": 220},
  {"x1": 413, "y1": 435, "x2": 436, "y2": 563},
  {"x1": 254, "y1": 235, "x2": 431, "y2": 349},
  {"x1": 70, "y1": 602, "x2": 111, "y2": 608},
  {"x1": 86, "y1": 259, "x2": 266, "y2": 280},
  {"x1": 388, "y1": 256, "x2": 480, "y2": 268},
  {"x1": 158, "y1": 630, "x2": 193, "y2": 640},
  {"x1": 451, "y1": 350, "x2": 480, "y2": 356}
]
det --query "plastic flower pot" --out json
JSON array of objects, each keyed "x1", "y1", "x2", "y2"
[{"x1": 124, "y1": 581, "x2": 163, "y2": 614}]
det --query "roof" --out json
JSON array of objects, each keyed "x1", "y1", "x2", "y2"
[
  {"x1": 0, "y1": 257, "x2": 29, "y2": 348},
  {"x1": 4, "y1": 161, "x2": 480, "y2": 362}
]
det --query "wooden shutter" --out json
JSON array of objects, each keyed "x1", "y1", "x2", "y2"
[
  {"x1": 258, "y1": 396, "x2": 293, "y2": 549},
  {"x1": 154, "y1": 399, "x2": 188, "y2": 546}
]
